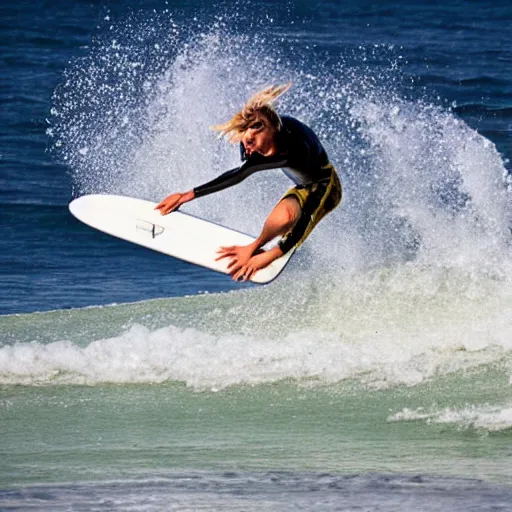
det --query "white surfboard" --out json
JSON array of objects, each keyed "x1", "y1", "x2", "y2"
[{"x1": 68, "y1": 194, "x2": 294, "y2": 284}]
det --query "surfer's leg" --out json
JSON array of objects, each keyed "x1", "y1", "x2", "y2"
[
  {"x1": 216, "y1": 197, "x2": 301, "y2": 272},
  {"x1": 254, "y1": 196, "x2": 302, "y2": 248},
  {"x1": 226, "y1": 198, "x2": 302, "y2": 281},
  {"x1": 279, "y1": 168, "x2": 342, "y2": 254},
  {"x1": 227, "y1": 167, "x2": 342, "y2": 281}
]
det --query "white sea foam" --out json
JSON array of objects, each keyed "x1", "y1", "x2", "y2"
[
  {"x1": 1, "y1": 283, "x2": 511, "y2": 389},
  {"x1": 389, "y1": 404, "x2": 512, "y2": 432}
]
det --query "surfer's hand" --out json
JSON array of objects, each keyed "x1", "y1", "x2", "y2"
[
  {"x1": 216, "y1": 244, "x2": 257, "y2": 270},
  {"x1": 155, "y1": 190, "x2": 195, "y2": 215},
  {"x1": 230, "y1": 248, "x2": 281, "y2": 282}
]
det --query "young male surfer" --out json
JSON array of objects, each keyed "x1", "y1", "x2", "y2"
[{"x1": 155, "y1": 83, "x2": 342, "y2": 281}]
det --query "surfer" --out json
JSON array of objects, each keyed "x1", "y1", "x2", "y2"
[{"x1": 156, "y1": 83, "x2": 342, "y2": 281}]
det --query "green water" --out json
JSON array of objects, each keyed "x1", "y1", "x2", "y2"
[
  {"x1": 2, "y1": 365, "x2": 511, "y2": 490},
  {"x1": 2, "y1": 276, "x2": 512, "y2": 494}
]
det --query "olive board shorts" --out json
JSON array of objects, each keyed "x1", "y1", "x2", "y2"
[{"x1": 278, "y1": 163, "x2": 342, "y2": 254}]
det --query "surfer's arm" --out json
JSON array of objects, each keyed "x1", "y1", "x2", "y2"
[
  {"x1": 156, "y1": 154, "x2": 289, "y2": 214},
  {"x1": 155, "y1": 190, "x2": 195, "y2": 215},
  {"x1": 193, "y1": 154, "x2": 289, "y2": 198}
]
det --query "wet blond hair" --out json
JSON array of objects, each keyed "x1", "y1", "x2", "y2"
[{"x1": 212, "y1": 83, "x2": 292, "y2": 142}]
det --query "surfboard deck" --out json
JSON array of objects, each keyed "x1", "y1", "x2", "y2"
[{"x1": 68, "y1": 194, "x2": 294, "y2": 284}]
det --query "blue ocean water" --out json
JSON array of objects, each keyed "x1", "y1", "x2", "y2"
[{"x1": 1, "y1": 0, "x2": 512, "y2": 510}]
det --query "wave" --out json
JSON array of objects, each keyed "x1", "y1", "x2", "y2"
[
  {"x1": 1, "y1": 265, "x2": 511, "y2": 389},
  {"x1": 23, "y1": 9, "x2": 512, "y2": 390}
]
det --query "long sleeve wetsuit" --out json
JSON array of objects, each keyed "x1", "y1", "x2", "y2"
[
  {"x1": 193, "y1": 116, "x2": 331, "y2": 198},
  {"x1": 193, "y1": 116, "x2": 339, "y2": 254}
]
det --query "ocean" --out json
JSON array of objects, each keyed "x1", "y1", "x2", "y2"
[{"x1": 1, "y1": 0, "x2": 512, "y2": 510}]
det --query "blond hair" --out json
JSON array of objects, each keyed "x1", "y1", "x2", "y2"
[{"x1": 212, "y1": 83, "x2": 292, "y2": 142}]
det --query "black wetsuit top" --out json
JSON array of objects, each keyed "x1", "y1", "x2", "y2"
[{"x1": 193, "y1": 116, "x2": 331, "y2": 198}]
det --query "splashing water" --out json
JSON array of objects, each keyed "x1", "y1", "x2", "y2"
[
  {"x1": 49, "y1": 11, "x2": 512, "y2": 270},
  {"x1": 45, "y1": 10, "x2": 512, "y2": 390}
]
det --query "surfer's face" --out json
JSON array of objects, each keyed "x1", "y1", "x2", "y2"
[{"x1": 242, "y1": 114, "x2": 277, "y2": 157}]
